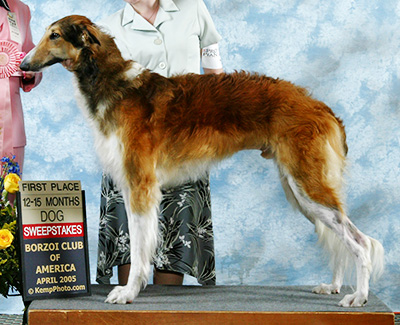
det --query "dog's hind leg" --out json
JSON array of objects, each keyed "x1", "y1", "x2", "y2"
[
  {"x1": 275, "y1": 129, "x2": 383, "y2": 307},
  {"x1": 279, "y1": 168, "x2": 346, "y2": 295},
  {"x1": 282, "y1": 168, "x2": 381, "y2": 307},
  {"x1": 105, "y1": 178, "x2": 161, "y2": 304}
]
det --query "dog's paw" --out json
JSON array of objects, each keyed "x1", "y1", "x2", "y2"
[
  {"x1": 312, "y1": 283, "x2": 340, "y2": 294},
  {"x1": 105, "y1": 285, "x2": 140, "y2": 304},
  {"x1": 339, "y1": 292, "x2": 368, "y2": 307}
]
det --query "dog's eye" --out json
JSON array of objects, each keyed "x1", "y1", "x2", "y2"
[{"x1": 50, "y1": 32, "x2": 60, "y2": 40}]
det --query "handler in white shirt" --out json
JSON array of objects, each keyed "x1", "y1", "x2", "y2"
[
  {"x1": 96, "y1": 0, "x2": 223, "y2": 287},
  {"x1": 100, "y1": 0, "x2": 222, "y2": 76}
]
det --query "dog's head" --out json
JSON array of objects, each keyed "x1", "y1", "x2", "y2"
[{"x1": 20, "y1": 15, "x2": 101, "y2": 72}]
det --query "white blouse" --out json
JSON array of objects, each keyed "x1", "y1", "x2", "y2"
[{"x1": 99, "y1": 0, "x2": 222, "y2": 77}]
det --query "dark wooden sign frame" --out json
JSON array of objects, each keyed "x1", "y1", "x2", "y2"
[{"x1": 17, "y1": 181, "x2": 91, "y2": 301}]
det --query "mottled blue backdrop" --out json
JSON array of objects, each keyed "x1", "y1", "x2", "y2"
[{"x1": 1, "y1": 0, "x2": 399, "y2": 313}]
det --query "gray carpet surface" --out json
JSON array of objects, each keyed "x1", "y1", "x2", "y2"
[
  {"x1": 0, "y1": 314, "x2": 23, "y2": 325},
  {"x1": 28, "y1": 285, "x2": 392, "y2": 313}
]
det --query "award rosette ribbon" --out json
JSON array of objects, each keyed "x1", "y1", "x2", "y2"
[{"x1": 0, "y1": 40, "x2": 25, "y2": 79}]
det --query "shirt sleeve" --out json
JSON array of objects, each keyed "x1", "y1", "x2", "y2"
[
  {"x1": 197, "y1": 0, "x2": 222, "y2": 49},
  {"x1": 201, "y1": 43, "x2": 223, "y2": 69}
]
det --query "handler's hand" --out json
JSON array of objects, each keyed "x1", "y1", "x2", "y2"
[{"x1": 23, "y1": 71, "x2": 35, "y2": 79}]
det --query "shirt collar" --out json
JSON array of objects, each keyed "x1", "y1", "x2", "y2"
[{"x1": 122, "y1": 0, "x2": 179, "y2": 31}]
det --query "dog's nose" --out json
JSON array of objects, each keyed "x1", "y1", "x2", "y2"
[
  {"x1": 20, "y1": 50, "x2": 36, "y2": 71},
  {"x1": 19, "y1": 59, "x2": 30, "y2": 71}
]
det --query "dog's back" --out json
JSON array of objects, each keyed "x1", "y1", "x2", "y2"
[{"x1": 122, "y1": 70, "x2": 347, "y2": 162}]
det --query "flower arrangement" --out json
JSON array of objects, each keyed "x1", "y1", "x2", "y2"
[{"x1": 0, "y1": 156, "x2": 22, "y2": 298}]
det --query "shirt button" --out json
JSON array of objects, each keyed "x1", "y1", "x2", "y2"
[
  {"x1": 154, "y1": 38, "x2": 162, "y2": 45},
  {"x1": 159, "y1": 62, "x2": 166, "y2": 69}
]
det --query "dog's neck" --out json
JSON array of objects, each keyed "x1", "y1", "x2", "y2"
[{"x1": 73, "y1": 33, "x2": 146, "y2": 119}]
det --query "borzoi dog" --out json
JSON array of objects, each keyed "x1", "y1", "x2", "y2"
[{"x1": 21, "y1": 15, "x2": 384, "y2": 307}]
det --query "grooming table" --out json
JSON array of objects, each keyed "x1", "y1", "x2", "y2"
[{"x1": 28, "y1": 285, "x2": 394, "y2": 325}]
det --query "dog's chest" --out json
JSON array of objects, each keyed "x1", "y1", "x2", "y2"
[
  {"x1": 93, "y1": 129, "x2": 127, "y2": 187},
  {"x1": 73, "y1": 82, "x2": 125, "y2": 183}
]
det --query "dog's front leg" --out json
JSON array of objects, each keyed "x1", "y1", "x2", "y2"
[{"x1": 105, "y1": 185, "x2": 161, "y2": 304}]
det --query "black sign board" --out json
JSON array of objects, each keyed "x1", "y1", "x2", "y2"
[{"x1": 17, "y1": 181, "x2": 91, "y2": 301}]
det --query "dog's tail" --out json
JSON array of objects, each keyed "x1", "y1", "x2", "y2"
[
  {"x1": 313, "y1": 119, "x2": 384, "y2": 283},
  {"x1": 315, "y1": 220, "x2": 384, "y2": 283},
  {"x1": 369, "y1": 234, "x2": 385, "y2": 282}
]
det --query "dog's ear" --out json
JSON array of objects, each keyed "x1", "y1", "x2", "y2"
[
  {"x1": 63, "y1": 22, "x2": 101, "y2": 48},
  {"x1": 81, "y1": 25, "x2": 101, "y2": 47}
]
